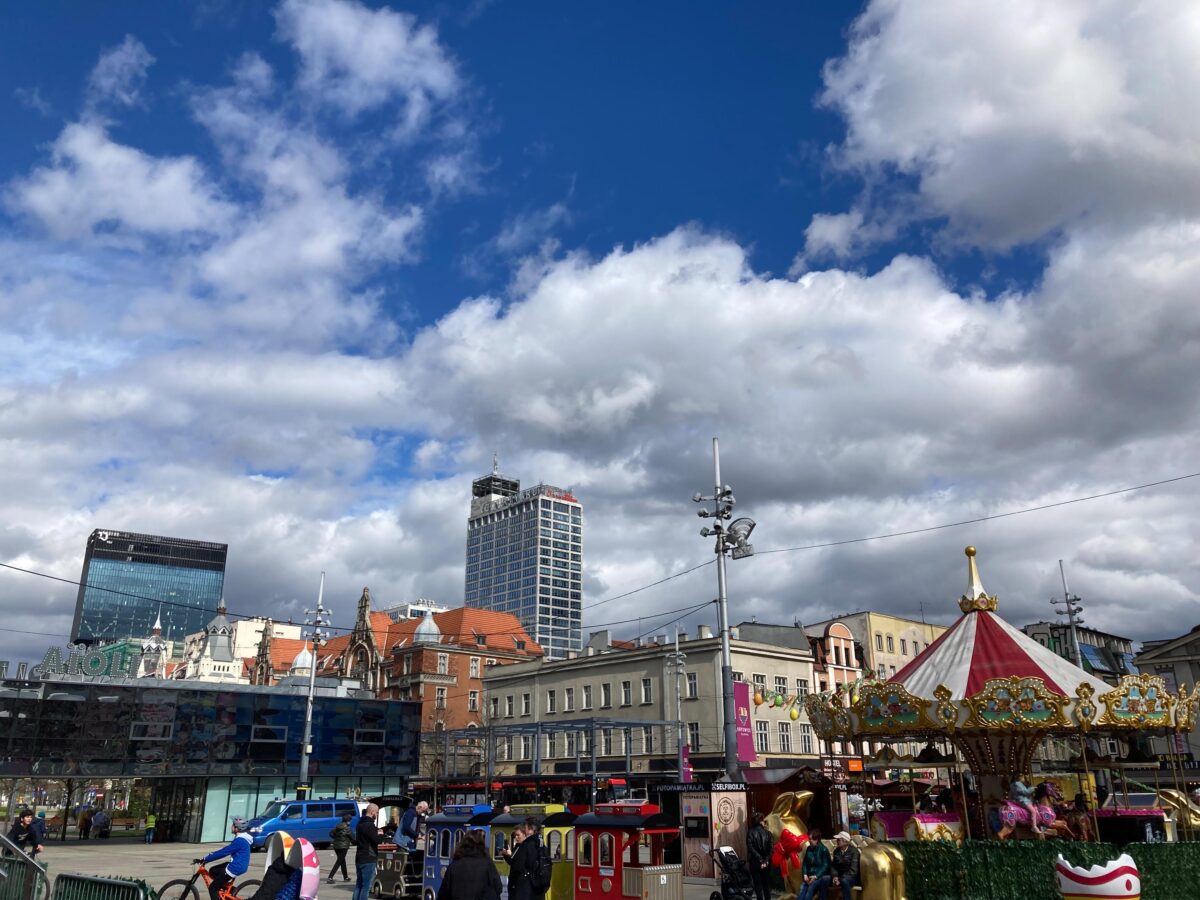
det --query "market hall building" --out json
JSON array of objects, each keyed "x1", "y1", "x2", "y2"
[{"x1": 0, "y1": 671, "x2": 421, "y2": 843}]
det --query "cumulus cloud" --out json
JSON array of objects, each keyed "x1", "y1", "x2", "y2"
[
  {"x1": 87, "y1": 35, "x2": 156, "y2": 109},
  {"x1": 820, "y1": 0, "x2": 1200, "y2": 248},
  {"x1": 8, "y1": 122, "x2": 231, "y2": 240},
  {"x1": 275, "y1": 0, "x2": 459, "y2": 135}
]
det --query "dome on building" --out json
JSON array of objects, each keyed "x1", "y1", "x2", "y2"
[
  {"x1": 414, "y1": 609, "x2": 442, "y2": 645},
  {"x1": 291, "y1": 645, "x2": 314, "y2": 673}
]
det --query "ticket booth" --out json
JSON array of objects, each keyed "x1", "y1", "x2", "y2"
[{"x1": 573, "y1": 802, "x2": 682, "y2": 900}]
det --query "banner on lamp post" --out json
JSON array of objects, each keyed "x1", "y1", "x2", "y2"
[{"x1": 734, "y1": 681, "x2": 757, "y2": 763}]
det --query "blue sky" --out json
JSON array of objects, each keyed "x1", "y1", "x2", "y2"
[{"x1": 1, "y1": 0, "x2": 1198, "y2": 659}]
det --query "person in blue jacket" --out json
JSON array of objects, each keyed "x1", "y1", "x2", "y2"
[{"x1": 196, "y1": 817, "x2": 253, "y2": 900}]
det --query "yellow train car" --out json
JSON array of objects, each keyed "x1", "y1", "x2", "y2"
[{"x1": 489, "y1": 803, "x2": 577, "y2": 900}]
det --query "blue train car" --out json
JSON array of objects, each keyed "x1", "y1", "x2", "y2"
[{"x1": 421, "y1": 804, "x2": 497, "y2": 900}]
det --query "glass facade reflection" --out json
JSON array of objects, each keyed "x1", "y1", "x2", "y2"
[
  {"x1": 0, "y1": 678, "x2": 421, "y2": 779},
  {"x1": 72, "y1": 529, "x2": 228, "y2": 644}
]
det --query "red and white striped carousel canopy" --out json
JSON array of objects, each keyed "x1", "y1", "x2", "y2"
[{"x1": 889, "y1": 547, "x2": 1112, "y2": 702}]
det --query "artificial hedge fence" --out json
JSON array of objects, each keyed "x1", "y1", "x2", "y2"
[{"x1": 894, "y1": 840, "x2": 1200, "y2": 900}]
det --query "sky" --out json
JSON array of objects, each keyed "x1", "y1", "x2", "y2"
[{"x1": 1, "y1": 0, "x2": 1199, "y2": 662}]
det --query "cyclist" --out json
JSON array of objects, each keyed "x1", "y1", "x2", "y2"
[{"x1": 195, "y1": 817, "x2": 253, "y2": 900}]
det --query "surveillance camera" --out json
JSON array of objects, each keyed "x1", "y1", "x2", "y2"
[
  {"x1": 697, "y1": 510, "x2": 710, "y2": 518},
  {"x1": 700, "y1": 527, "x2": 712, "y2": 537},
  {"x1": 692, "y1": 493, "x2": 704, "y2": 503}
]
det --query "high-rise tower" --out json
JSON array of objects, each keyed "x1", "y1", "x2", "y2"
[
  {"x1": 465, "y1": 462, "x2": 582, "y2": 659},
  {"x1": 71, "y1": 529, "x2": 228, "y2": 644}
]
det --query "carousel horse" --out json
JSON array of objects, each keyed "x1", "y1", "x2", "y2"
[
  {"x1": 765, "y1": 791, "x2": 906, "y2": 900},
  {"x1": 997, "y1": 782, "x2": 1066, "y2": 841}
]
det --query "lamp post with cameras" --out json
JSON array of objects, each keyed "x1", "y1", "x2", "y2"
[
  {"x1": 693, "y1": 437, "x2": 756, "y2": 781},
  {"x1": 297, "y1": 572, "x2": 329, "y2": 800}
]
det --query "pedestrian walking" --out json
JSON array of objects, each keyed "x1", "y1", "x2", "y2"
[
  {"x1": 78, "y1": 808, "x2": 92, "y2": 840},
  {"x1": 437, "y1": 830, "x2": 501, "y2": 900},
  {"x1": 8, "y1": 809, "x2": 45, "y2": 859},
  {"x1": 503, "y1": 820, "x2": 548, "y2": 900},
  {"x1": 746, "y1": 812, "x2": 774, "y2": 900},
  {"x1": 145, "y1": 811, "x2": 157, "y2": 844},
  {"x1": 92, "y1": 808, "x2": 111, "y2": 839},
  {"x1": 353, "y1": 803, "x2": 383, "y2": 900},
  {"x1": 328, "y1": 812, "x2": 354, "y2": 883}
]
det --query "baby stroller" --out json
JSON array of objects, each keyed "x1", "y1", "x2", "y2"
[{"x1": 709, "y1": 847, "x2": 755, "y2": 900}]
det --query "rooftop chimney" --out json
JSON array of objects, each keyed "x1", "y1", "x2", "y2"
[{"x1": 698, "y1": 625, "x2": 713, "y2": 639}]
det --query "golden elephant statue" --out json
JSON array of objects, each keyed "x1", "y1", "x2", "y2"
[{"x1": 765, "y1": 791, "x2": 906, "y2": 900}]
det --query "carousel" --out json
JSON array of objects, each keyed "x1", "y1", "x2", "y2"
[{"x1": 804, "y1": 546, "x2": 1198, "y2": 846}]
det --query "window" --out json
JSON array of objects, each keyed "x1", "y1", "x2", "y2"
[
  {"x1": 470, "y1": 657, "x2": 481, "y2": 677},
  {"x1": 875, "y1": 633, "x2": 883, "y2": 651},
  {"x1": 565, "y1": 687, "x2": 575, "y2": 711},
  {"x1": 755, "y1": 720, "x2": 769, "y2": 753},
  {"x1": 687, "y1": 722, "x2": 700, "y2": 750},
  {"x1": 601, "y1": 683, "x2": 612, "y2": 708},
  {"x1": 888, "y1": 665, "x2": 896, "y2": 677},
  {"x1": 131, "y1": 722, "x2": 174, "y2": 741},
  {"x1": 520, "y1": 736, "x2": 532, "y2": 759},
  {"x1": 578, "y1": 833, "x2": 594, "y2": 867},
  {"x1": 599, "y1": 833, "x2": 614, "y2": 867},
  {"x1": 505, "y1": 695, "x2": 514, "y2": 718},
  {"x1": 546, "y1": 689, "x2": 557, "y2": 713},
  {"x1": 778, "y1": 722, "x2": 792, "y2": 753},
  {"x1": 469, "y1": 691, "x2": 479, "y2": 712},
  {"x1": 900, "y1": 639, "x2": 908, "y2": 656},
  {"x1": 732, "y1": 671, "x2": 744, "y2": 683},
  {"x1": 582, "y1": 684, "x2": 593, "y2": 709},
  {"x1": 601, "y1": 728, "x2": 613, "y2": 756},
  {"x1": 752, "y1": 673, "x2": 767, "y2": 694},
  {"x1": 833, "y1": 645, "x2": 842, "y2": 666},
  {"x1": 440, "y1": 829, "x2": 451, "y2": 859},
  {"x1": 402, "y1": 655, "x2": 412, "y2": 675},
  {"x1": 355, "y1": 729, "x2": 384, "y2": 745},
  {"x1": 877, "y1": 665, "x2": 887, "y2": 679},
  {"x1": 490, "y1": 697, "x2": 499, "y2": 719},
  {"x1": 796, "y1": 678, "x2": 809, "y2": 698},
  {"x1": 774, "y1": 676, "x2": 787, "y2": 695},
  {"x1": 641, "y1": 678, "x2": 653, "y2": 704},
  {"x1": 886, "y1": 635, "x2": 894, "y2": 653},
  {"x1": 686, "y1": 672, "x2": 698, "y2": 699},
  {"x1": 280, "y1": 805, "x2": 303, "y2": 821},
  {"x1": 566, "y1": 732, "x2": 577, "y2": 757},
  {"x1": 548, "y1": 831, "x2": 564, "y2": 861},
  {"x1": 494, "y1": 831, "x2": 507, "y2": 859},
  {"x1": 436, "y1": 687, "x2": 447, "y2": 709},
  {"x1": 437, "y1": 653, "x2": 449, "y2": 674},
  {"x1": 522, "y1": 693, "x2": 531, "y2": 716},
  {"x1": 800, "y1": 724, "x2": 814, "y2": 754},
  {"x1": 643, "y1": 726, "x2": 654, "y2": 755},
  {"x1": 621, "y1": 681, "x2": 632, "y2": 706},
  {"x1": 546, "y1": 733, "x2": 557, "y2": 758}
]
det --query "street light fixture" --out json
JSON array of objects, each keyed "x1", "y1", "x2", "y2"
[
  {"x1": 297, "y1": 572, "x2": 329, "y2": 800},
  {"x1": 693, "y1": 437, "x2": 757, "y2": 781}
]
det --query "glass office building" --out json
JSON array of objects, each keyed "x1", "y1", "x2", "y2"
[
  {"x1": 0, "y1": 676, "x2": 420, "y2": 842},
  {"x1": 465, "y1": 470, "x2": 582, "y2": 659},
  {"x1": 72, "y1": 529, "x2": 228, "y2": 644}
]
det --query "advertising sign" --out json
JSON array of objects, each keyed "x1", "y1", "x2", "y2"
[{"x1": 734, "y1": 681, "x2": 757, "y2": 763}]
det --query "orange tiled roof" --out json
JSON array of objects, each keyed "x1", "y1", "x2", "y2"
[{"x1": 387, "y1": 607, "x2": 543, "y2": 656}]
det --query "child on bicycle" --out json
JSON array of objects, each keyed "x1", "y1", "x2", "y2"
[{"x1": 195, "y1": 817, "x2": 253, "y2": 900}]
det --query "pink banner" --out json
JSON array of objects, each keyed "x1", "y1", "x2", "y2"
[
  {"x1": 682, "y1": 743, "x2": 693, "y2": 783},
  {"x1": 734, "y1": 681, "x2": 757, "y2": 763}
]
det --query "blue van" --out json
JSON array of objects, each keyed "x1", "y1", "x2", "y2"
[{"x1": 246, "y1": 798, "x2": 362, "y2": 850}]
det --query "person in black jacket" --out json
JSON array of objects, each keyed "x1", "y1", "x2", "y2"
[
  {"x1": 8, "y1": 810, "x2": 45, "y2": 859},
  {"x1": 501, "y1": 822, "x2": 544, "y2": 900},
  {"x1": 746, "y1": 812, "x2": 774, "y2": 900},
  {"x1": 438, "y1": 830, "x2": 502, "y2": 900},
  {"x1": 830, "y1": 832, "x2": 859, "y2": 900},
  {"x1": 353, "y1": 803, "x2": 382, "y2": 900}
]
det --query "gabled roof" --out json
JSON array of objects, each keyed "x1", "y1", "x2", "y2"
[
  {"x1": 263, "y1": 638, "x2": 311, "y2": 671},
  {"x1": 1134, "y1": 625, "x2": 1200, "y2": 662}
]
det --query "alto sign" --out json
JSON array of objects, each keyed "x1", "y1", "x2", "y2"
[{"x1": 0, "y1": 645, "x2": 147, "y2": 682}]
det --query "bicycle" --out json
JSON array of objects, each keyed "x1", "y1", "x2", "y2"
[{"x1": 158, "y1": 861, "x2": 262, "y2": 900}]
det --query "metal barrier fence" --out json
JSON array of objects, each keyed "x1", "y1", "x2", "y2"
[
  {"x1": 50, "y1": 875, "x2": 153, "y2": 900},
  {"x1": 0, "y1": 833, "x2": 49, "y2": 900}
]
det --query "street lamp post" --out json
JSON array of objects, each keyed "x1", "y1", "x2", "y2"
[
  {"x1": 693, "y1": 437, "x2": 756, "y2": 782},
  {"x1": 1052, "y1": 560, "x2": 1085, "y2": 668},
  {"x1": 297, "y1": 572, "x2": 329, "y2": 801},
  {"x1": 666, "y1": 630, "x2": 687, "y2": 781}
]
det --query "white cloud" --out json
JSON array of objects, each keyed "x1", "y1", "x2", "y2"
[
  {"x1": 820, "y1": 0, "x2": 1200, "y2": 247},
  {"x1": 275, "y1": 0, "x2": 459, "y2": 134},
  {"x1": 87, "y1": 35, "x2": 155, "y2": 109},
  {"x1": 8, "y1": 122, "x2": 231, "y2": 239}
]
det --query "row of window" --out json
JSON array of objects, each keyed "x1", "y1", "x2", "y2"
[
  {"x1": 874, "y1": 633, "x2": 925, "y2": 656},
  {"x1": 753, "y1": 721, "x2": 815, "y2": 755},
  {"x1": 740, "y1": 674, "x2": 811, "y2": 698},
  {"x1": 499, "y1": 672, "x2": 705, "y2": 719}
]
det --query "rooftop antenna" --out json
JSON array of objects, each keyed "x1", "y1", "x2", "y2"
[{"x1": 492, "y1": 452, "x2": 499, "y2": 475}]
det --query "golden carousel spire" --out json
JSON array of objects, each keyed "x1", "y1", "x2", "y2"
[{"x1": 958, "y1": 545, "x2": 998, "y2": 614}]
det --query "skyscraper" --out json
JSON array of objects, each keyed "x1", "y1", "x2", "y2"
[
  {"x1": 71, "y1": 529, "x2": 228, "y2": 645},
  {"x1": 465, "y1": 465, "x2": 582, "y2": 659}
]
